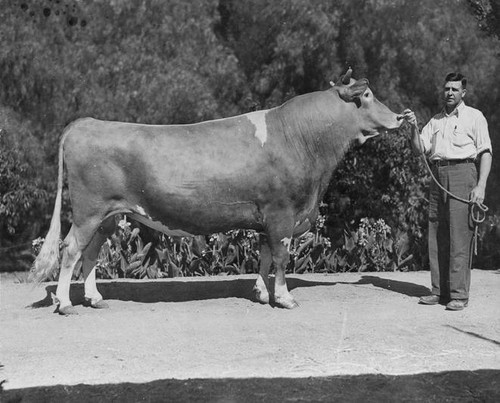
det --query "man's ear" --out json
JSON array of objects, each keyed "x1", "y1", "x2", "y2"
[{"x1": 462, "y1": 88, "x2": 467, "y2": 97}]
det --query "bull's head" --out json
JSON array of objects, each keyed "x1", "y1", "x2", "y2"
[{"x1": 330, "y1": 68, "x2": 403, "y2": 142}]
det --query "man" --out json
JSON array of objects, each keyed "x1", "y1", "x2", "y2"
[{"x1": 404, "y1": 72, "x2": 492, "y2": 311}]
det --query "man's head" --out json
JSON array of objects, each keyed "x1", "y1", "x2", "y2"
[{"x1": 443, "y1": 72, "x2": 467, "y2": 112}]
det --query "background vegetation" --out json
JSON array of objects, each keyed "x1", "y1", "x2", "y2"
[{"x1": 1, "y1": 0, "x2": 500, "y2": 275}]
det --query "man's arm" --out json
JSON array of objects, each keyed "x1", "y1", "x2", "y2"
[
  {"x1": 403, "y1": 109, "x2": 424, "y2": 155},
  {"x1": 470, "y1": 151, "x2": 492, "y2": 204}
]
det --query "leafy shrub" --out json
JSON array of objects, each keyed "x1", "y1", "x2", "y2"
[
  {"x1": 0, "y1": 127, "x2": 49, "y2": 271},
  {"x1": 326, "y1": 128, "x2": 430, "y2": 272},
  {"x1": 333, "y1": 218, "x2": 414, "y2": 272},
  {"x1": 0, "y1": 132, "x2": 46, "y2": 238},
  {"x1": 32, "y1": 212, "x2": 417, "y2": 280},
  {"x1": 476, "y1": 212, "x2": 500, "y2": 270},
  {"x1": 93, "y1": 216, "x2": 262, "y2": 279}
]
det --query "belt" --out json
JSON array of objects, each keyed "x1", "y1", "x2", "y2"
[{"x1": 432, "y1": 158, "x2": 475, "y2": 166}]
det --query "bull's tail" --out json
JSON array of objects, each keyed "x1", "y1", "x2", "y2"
[{"x1": 30, "y1": 133, "x2": 66, "y2": 283}]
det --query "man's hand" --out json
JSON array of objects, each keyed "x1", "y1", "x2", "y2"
[
  {"x1": 402, "y1": 109, "x2": 424, "y2": 155},
  {"x1": 470, "y1": 184, "x2": 486, "y2": 204},
  {"x1": 402, "y1": 109, "x2": 418, "y2": 127}
]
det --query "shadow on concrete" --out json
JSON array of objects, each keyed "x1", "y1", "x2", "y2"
[
  {"x1": 354, "y1": 275, "x2": 431, "y2": 298},
  {"x1": 29, "y1": 275, "x2": 432, "y2": 309},
  {"x1": 2, "y1": 370, "x2": 500, "y2": 403},
  {"x1": 446, "y1": 325, "x2": 500, "y2": 347},
  {"x1": 29, "y1": 277, "x2": 338, "y2": 308}
]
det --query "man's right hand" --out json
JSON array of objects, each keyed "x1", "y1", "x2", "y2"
[{"x1": 402, "y1": 109, "x2": 418, "y2": 127}]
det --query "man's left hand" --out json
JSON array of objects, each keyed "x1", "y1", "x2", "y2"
[{"x1": 470, "y1": 185, "x2": 486, "y2": 204}]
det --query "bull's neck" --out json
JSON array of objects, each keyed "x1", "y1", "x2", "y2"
[{"x1": 271, "y1": 91, "x2": 359, "y2": 173}]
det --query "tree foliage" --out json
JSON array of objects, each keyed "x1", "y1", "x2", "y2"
[{"x1": 1, "y1": 0, "x2": 499, "y2": 271}]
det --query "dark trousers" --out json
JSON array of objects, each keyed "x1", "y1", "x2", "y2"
[{"x1": 428, "y1": 163, "x2": 476, "y2": 300}]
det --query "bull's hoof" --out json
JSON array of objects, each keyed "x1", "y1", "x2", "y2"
[
  {"x1": 92, "y1": 300, "x2": 109, "y2": 309},
  {"x1": 84, "y1": 298, "x2": 109, "y2": 309},
  {"x1": 58, "y1": 305, "x2": 78, "y2": 316},
  {"x1": 274, "y1": 296, "x2": 299, "y2": 309},
  {"x1": 252, "y1": 285, "x2": 270, "y2": 304}
]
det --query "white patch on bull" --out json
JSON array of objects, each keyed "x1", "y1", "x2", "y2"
[
  {"x1": 280, "y1": 237, "x2": 292, "y2": 251},
  {"x1": 246, "y1": 111, "x2": 268, "y2": 146}
]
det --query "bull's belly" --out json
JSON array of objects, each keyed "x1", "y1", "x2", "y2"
[{"x1": 126, "y1": 198, "x2": 264, "y2": 237}]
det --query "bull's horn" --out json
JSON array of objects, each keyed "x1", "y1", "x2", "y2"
[{"x1": 342, "y1": 68, "x2": 352, "y2": 85}]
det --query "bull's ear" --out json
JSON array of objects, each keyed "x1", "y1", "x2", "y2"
[{"x1": 337, "y1": 79, "x2": 369, "y2": 103}]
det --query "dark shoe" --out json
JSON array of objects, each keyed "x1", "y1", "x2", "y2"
[
  {"x1": 446, "y1": 299, "x2": 468, "y2": 311},
  {"x1": 419, "y1": 295, "x2": 441, "y2": 305}
]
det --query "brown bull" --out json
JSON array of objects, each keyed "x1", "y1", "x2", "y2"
[{"x1": 31, "y1": 69, "x2": 403, "y2": 315}]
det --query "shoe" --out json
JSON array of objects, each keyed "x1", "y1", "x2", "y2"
[
  {"x1": 419, "y1": 295, "x2": 441, "y2": 305},
  {"x1": 446, "y1": 299, "x2": 468, "y2": 311}
]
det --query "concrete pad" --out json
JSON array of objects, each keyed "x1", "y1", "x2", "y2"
[{"x1": 1, "y1": 271, "x2": 499, "y2": 390}]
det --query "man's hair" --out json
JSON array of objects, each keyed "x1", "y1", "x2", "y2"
[{"x1": 445, "y1": 72, "x2": 467, "y2": 88}]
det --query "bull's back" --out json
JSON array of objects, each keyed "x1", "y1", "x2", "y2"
[{"x1": 66, "y1": 116, "x2": 278, "y2": 188}]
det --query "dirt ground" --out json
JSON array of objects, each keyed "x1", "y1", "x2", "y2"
[{"x1": 1, "y1": 270, "x2": 500, "y2": 401}]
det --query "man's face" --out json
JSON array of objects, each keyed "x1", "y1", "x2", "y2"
[{"x1": 443, "y1": 80, "x2": 466, "y2": 111}]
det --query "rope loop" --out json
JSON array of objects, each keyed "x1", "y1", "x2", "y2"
[{"x1": 471, "y1": 201, "x2": 488, "y2": 225}]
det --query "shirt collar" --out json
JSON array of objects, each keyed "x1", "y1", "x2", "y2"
[{"x1": 443, "y1": 101, "x2": 465, "y2": 117}]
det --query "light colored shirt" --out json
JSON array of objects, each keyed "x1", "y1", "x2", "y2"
[{"x1": 420, "y1": 101, "x2": 492, "y2": 161}]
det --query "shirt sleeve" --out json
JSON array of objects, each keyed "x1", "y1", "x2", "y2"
[
  {"x1": 474, "y1": 112, "x2": 492, "y2": 155},
  {"x1": 419, "y1": 120, "x2": 433, "y2": 155}
]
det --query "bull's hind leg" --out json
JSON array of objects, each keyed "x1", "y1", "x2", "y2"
[
  {"x1": 82, "y1": 259, "x2": 108, "y2": 309},
  {"x1": 55, "y1": 226, "x2": 83, "y2": 315},
  {"x1": 81, "y1": 217, "x2": 115, "y2": 309},
  {"x1": 56, "y1": 221, "x2": 102, "y2": 315},
  {"x1": 253, "y1": 235, "x2": 271, "y2": 304}
]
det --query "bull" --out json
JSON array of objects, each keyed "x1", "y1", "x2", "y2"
[{"x1": 31, "y1": 69, "x2": 403, "y2": 315}]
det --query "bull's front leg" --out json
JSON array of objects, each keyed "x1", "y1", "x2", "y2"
[
  {"x1": 271, "y1": 239, "x2": 298, "y2": 309},
  {"x1": 264, "y1": 210, "x2": 298, "y2": 309},
  {"x1": 253, "y1": 236, "x2": 271, "y2": 304}
]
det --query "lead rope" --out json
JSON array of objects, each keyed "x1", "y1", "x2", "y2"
[{"x1": 418, "y1": 139, "x2": 488, "y2": 263}]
